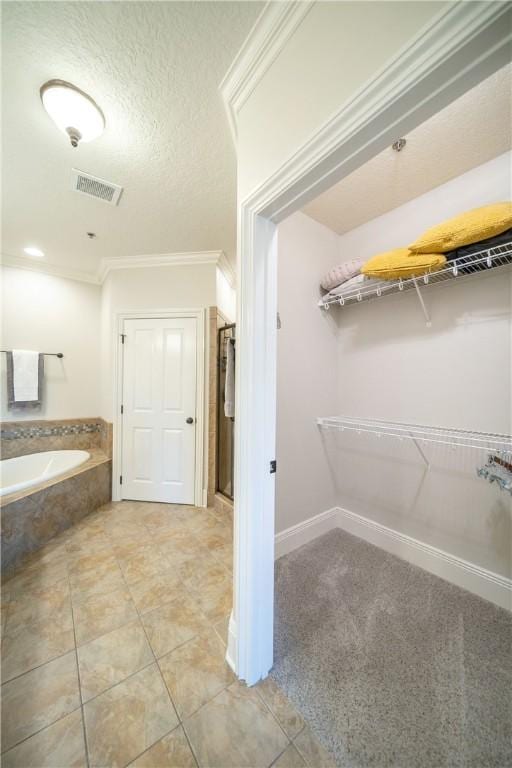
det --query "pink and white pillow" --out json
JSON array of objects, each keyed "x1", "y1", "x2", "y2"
[{"x1": 320, "y1": 257, "x2": 365, "y2": 291}]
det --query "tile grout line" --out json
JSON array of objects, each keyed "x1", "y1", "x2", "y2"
[
  {"x1": 66, "y1": 553, "x2": 91, "y2": 768},
  {"x1": 0, "y1": 705, "x2": 84, "y2": 757},
  {"x1": 132, "y1": 506, "x2": 232, "y2": 767},
  {"x1": 1, "y1": 502, "x2": 233, "y2": 766},
  {"x1": 0, "y1": 566, "x2": 84, "y2": 757},
  {"x1": 110, "y1": 518, "x2": 188, "y2": 766}
]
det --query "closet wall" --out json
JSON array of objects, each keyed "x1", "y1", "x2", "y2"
[
  {"x1": 276, "y1": 152, "x2": 511, "y2": 582},
  {"x1": 276, "y1": 212, "x2": 340, "y2": 533}
]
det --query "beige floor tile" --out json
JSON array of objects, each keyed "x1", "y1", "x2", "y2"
[
  {"x1": 211, "y1": 541, "x2": 233, "y2": 570},
  {"x1": 159, "y1": 632, "x2": 235, "y2": 718},
  {"x1": 119, "y1": 545, "x2": 172, "y2": 586},
  {"x1": 23, "y1": 540, "x2": 70, "y2": 573},
  {"x1": 68, "y1": 550, "x2": 119, "y2": 579},
  {"x1": 141, "y1": 595, "x2": 208, "y2": 658},
  {"x1": 193, "y1": 526, "x2": 231, "y2": 555},
  {"x1": 73, "y1": 585, "x2": 138, "y2": 646},
  {"x1": 69, "y1": 559, "x2": 126, "y2": 602},
  {"x1": 272, "y1": 744, "x2": 307, "y2": 768},
  {"x1": 104, "y1": 520, "x2": 152, "y2": 544},
  {"x1": 156, "y1": 528, "x2": 203, "y2": 553},
  {"x1": 2, "y1": 604, "x2": 75, "y2": 682},
  {"x1": 1, "y1": 600, "x2": 10, "y2": 640},
  {"x1": 4, "y1": 577, "x2": 70, "y2": 634},
  {"x1": 128, "y1": 568, "x2": 184, "y2": 614},
  {"x1": 1, "y1": 651, "x2": 80, "y2": 752},
  {"x1": 212, "y1": 615, "x2": 230, "y2": 646},
  {"x1": 2, "y1": 708, "x2": 87, "y2": 768},
  {"x1": 161, "y1": 544, "x2": 213, "y2": 575},
  {"x1": 143, "y1": 507, "x2": 189, "y2": 535},
  {"x1": 77, "y1": 619, "x2": 154, "y2": 702},
  {"x1": 66, "y1": 529, "x2": 112, "y2": 558},
  {"x1": 112, "y1": 537, "x2": 154, "y2": 560},
  {"x1": 183, "y1": 681, "x2": 289, "y2": 768},
  {"x1": 5, "y1": 558, "x2": 69, "y2": 598},
  {"x1": 190, "y1": 578, "x2": 232, "y2": 624},
  {"x1": 84, "y1": 663, "x2": 178, "y2": 768},
  {"x1": 256, "y1": 678, "x2": 305, "y2": 739},
  {"x1": 178, "y1": 506, "x2": 217, "y2": 532},
  {"x1": 293, "y1": 726, "x2": 336, "y2": 768},
  {"x1": 128, "y1": 725, "x2": 196, "y2": 767},
  {"x1": 179, "y1": 557, "x2": 229, "y2": 592}
]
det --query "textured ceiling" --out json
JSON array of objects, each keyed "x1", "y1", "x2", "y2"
[
  {"x1": 1, "y1": 1, "x2": 262, "y2": 278},
  {"x1": 302, "y1": 64, "x2": 512, "y2": 235}
]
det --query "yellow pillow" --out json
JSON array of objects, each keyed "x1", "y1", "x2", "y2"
[
  {"x1": 361, "y1": 248, "x2": 446, "y2": 280},
  {"x1": 409, "y1": 202, "x2": 512, "y2": 253}
]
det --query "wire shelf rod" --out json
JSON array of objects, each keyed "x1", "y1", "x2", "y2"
[
  {"x1": 320, "y1": 241, "x2": 512, "y2": 310},
  {"x1": 317, "y1": 416, "x2": 512, "y2": 456}
]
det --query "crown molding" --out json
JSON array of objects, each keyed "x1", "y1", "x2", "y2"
[
  {"x1": 0, "y1": 254, "x2": 101, "y2": 285},
  {"x1": 1, "y1": 249, "x2": 237, "y2": 290},
  {"x1": 245, "y1": 0, "x2": 512, "y2": 220},
  {"x1": 220, "y1": 1, "x2": 315, "y2": 143},
  {"x1": 217, "y1": 251, "x2": 236, "y2": 289},
  {"x1": 98, "y1": 250, "x2": 235, "y2": 286}
]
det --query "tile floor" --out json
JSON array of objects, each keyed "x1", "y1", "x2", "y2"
[{"x1": 1, "y1": 501, "x2": 333, "y2": 768}]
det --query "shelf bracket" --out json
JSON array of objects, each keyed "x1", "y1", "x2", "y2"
[
  {"x1": 409, "y1": 431, "x2": 430, "y2": 468},
  {"x1": 412, "y1": 279, "x2": 431, "y2": 327}
]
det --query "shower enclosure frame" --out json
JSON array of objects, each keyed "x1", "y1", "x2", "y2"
[{"x1": 216, "y1": 322, "x2": 235, "y2": 501}]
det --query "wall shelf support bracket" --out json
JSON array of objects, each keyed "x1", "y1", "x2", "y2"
[
  {"x1": 409, "y1": 432, "x2": 430, "y2": 468},
  {"x1": 412, "y1": 279, "x2": 431, "y2": 327}
]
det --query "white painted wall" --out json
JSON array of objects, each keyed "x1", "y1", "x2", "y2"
[
  {"x1": 237, "y1": 1, "x2": 447, "y2": 200},
  {"x1": 275, "y1": 212, "x2": 340, "y2": 533},
  {"x1": 277, "y1": 155, "x2": 512, "y2": 578},
  {"x1": 100, "y1": 263, "x2": 217, "y2": 421},
  {"x1": 216, "y1": 267, "x2": 236, "y2": 323},
  {"x1": 0, "y1": 266, "x2": 101, "y2": 420},
  {"x1": 100, "y1": 263, "x2": 218, "y2": 504}
]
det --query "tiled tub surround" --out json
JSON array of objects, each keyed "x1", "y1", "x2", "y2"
[
  {"x1": 1, "y1": 450, "x2": 112, "y2": 576},
  {"x1": 1, "y1": 418, "x2": 113, "y2": 460},
  {"x1": 0, "y1": 500, "x2": 331, "y2": 768}
]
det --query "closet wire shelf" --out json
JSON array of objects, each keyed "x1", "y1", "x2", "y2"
[
  {"x1": 320, "y1": 241, "x2": 512, "y2": 315},
  {"x1": 317, "y1": 416, "x2": 512, "y2": 458}
]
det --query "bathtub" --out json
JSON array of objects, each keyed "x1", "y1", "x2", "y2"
[{"x1": 0, "y1": 450, "x2": 90, "y2": 497}]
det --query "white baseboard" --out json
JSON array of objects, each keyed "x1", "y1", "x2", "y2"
[
  {"x1": 275, "y1": 506, "x2": 512, "y2": 611},
  {"x1": 274, "y1": 506, "x2": 339, "y2": 559}
]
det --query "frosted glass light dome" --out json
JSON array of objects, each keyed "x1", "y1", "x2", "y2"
[{"x1": 40, "y1": 80, "x2": 105, "y2": 147}]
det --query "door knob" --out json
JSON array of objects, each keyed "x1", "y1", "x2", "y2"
[{"x1": 186, "y1": 417, "x2": 194, "y2": 424}]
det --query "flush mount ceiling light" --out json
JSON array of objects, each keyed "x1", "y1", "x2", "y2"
[
  {"x1": 40, "y1": 79, "x2": 105, "y2": 148},
  {"x1": 23, "y1": 246, "x2": 45, "y2": 258}
]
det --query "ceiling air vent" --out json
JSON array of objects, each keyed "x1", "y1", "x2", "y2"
[{"x1": 71, "y1": 169, "x2": 123, "y2": 206}]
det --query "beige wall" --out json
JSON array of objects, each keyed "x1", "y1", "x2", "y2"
[
  {"x1": 275, "y1": 211, "x2": 340, "y2": 532},
  {"x1": 100, "y1": 263, "x2": 217, "y2": 421},
  {"x1": 237, "y1": 1, "x2": 447, "y2": 200},
  {"x1": 1, "y1": 267, "x2": 101, "y2": 420}
]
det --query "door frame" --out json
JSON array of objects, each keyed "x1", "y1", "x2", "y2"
[
  {"x1": 230, "y1": 2, "x2": 512, "y2": 684},
  {"x1": 112, "y1": 308, "x2": 207, "y2": 507}
]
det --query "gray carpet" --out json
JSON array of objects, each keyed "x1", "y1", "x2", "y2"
[{"x1": 272, "y1": 529, "x2": 512, "y2": 768}]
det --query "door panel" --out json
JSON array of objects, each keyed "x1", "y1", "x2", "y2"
[{"x1": 121, "y1": 317, "x2": 197, "y2": 503}]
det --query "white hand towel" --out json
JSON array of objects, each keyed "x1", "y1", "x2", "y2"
[
  {"x1": 12, "y1": 350, "x2": 40, "y2": 402},
  {"x1": 224, "y1": 338, "x2": 235, "y2": 419}
]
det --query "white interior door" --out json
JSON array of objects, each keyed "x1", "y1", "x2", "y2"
[{"x1": 121, "y1": 316, "x2": 197, "y2": 504}]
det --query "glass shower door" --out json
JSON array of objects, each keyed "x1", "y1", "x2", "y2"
[{"x1": 216, "y1": 323, "x2": 235, "y2": 500}]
